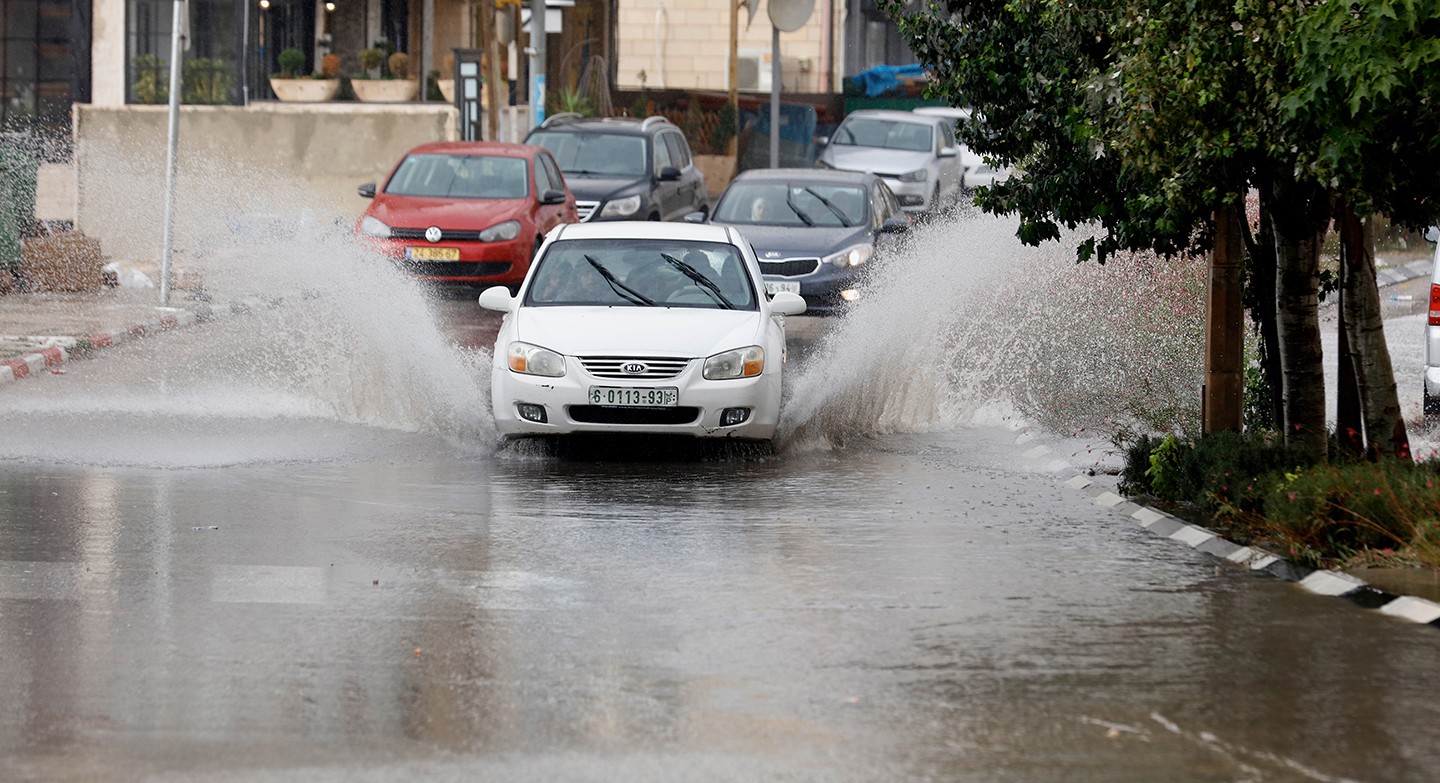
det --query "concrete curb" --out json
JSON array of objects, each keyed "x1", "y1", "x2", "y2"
[
  {"x1": 0, "y1": 295, "x2": 278, "y2": 386},
  {"x1": 1021, "y1": 431, "x2": 1440, "y2": 630}
]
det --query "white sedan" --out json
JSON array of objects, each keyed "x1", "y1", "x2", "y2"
[{"x1": 478, "y1": 221, "x2": 807, "y2": 442}]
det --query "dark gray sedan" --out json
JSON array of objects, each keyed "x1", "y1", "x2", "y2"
[{"x1": 692, "y1": 168, "x2": 911, "y2": 314}]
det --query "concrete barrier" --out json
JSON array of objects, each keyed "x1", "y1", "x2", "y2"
[{"x1": 74, "y1": 103, "x2": 458, "y2": 263}]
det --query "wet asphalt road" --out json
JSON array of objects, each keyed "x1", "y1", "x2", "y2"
[{"x1": 1, "y1": 286, "x2": 1439, "y2": 782}]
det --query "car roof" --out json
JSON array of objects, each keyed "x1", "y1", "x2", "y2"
[
  {"x1": 912, "y1": 106, "x2": 971, "y2": 119},
  {"x1": 731, "y1": 167, "x2": 874, "y2": 185},
  {"x1": 401, "y1": 141, "x2": 547, "y2": 158},
  {"x1": 551, "y1": 221, "x2": 738, "y2": 244},
  {"x1": 843, "y1": 109, "x2": 940, "y2": 124},
  {"x1": 530, "y1": 115, "x2": 675, "y2": 136}
]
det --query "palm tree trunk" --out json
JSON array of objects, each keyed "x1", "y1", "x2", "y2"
[
  {"x1": 1338, "y1": 200, "x2": 1412, "y2": 461},
  {"x1": 1268, "y1": 177, "x2": 1330, "y2": 462}
]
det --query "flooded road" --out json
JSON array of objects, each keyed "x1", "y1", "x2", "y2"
[{"x1": 1, "y1": 215, "x2": 1438, "y2": 781}]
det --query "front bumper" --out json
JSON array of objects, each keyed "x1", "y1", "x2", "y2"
[
  {"x1": 373, "y1": 237, "x2": 533, "y2": 284},
  {"x1": 491, "y1": 356, "x2": 783, "y2": 440}
]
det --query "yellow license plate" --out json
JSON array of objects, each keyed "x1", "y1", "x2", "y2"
[{"x1": 406, "y1": 246, "x2": 460, "y2": 261}]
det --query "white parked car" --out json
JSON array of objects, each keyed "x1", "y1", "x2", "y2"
[
  {"x1": 478, "y1": 221, "x2": 807, "y2": 442},
  {"x1": 910, "y1": 105, "x2": 1013, "y2": 190},
  {"x1": 815, "y1": 109, "x2": 963, "y2": 215}
]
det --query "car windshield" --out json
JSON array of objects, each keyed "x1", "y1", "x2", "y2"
[
  {"x1": 385, "y1": 153, "x2": 530, "y2": 199},
  {"x1": 831, "y1": 118, "x2": 934, "y2": 152},
  {"x1": 528, "y1": 131, "x2": 648, "y2": 178},
  {"x1": 714, "y1": 182, "x2": 866, "y2": 227},
  {"x1": 525, "y1": 238, "x2": 757, "y2": 310}
]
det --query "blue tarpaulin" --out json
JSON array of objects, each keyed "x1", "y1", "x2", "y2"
[{"x1": 852, "y1": 64, "x2": 928, "y2": 98}]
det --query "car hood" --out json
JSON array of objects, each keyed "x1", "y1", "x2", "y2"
[
  {"x1": 558, "y1": 176, "x2": 646, "y2": 202},
  {"x1": 821, "y1": 146, "x2": 933, "y2": 176},
  {"x1": 370, "y1": 196, "x2": 528, "y2": 228},
  {"x1": 724, "y1": 223, "x2": 870, "y2": 259},
  {"x1": 513, "y1": 306, "x2": 762, "y2": 357}
]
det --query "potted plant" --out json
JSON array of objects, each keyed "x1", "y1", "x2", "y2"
[
  {"x1": 352, "y1": 50, "x2": 418, "y2": 102},
  {"x1": 270, "y1": 47, "x2": 337, "y2": 102}
]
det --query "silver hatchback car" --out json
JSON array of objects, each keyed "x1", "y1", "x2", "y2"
[{"x1": 815, "y1": 109, "x2": 963, "y2": 215}]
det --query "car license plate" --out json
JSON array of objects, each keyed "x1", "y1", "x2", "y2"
[
  {"x1": 764, "y1": 280, "x2": 801, "y2": 295},
  {"x1": 405, "y1": 246, "x2": 460, "y2": 261},
  {"x1": 588, "y1": 386, "x2": 678, "y2": 407}
]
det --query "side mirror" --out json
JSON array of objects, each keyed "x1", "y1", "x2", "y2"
[
  {"x1": 816, "y1": 135, "x2": 830, "y2": 147},
  {"x1": 879, "y1": 216, "x2": 911, "y2": 234},
  {"x1": 683, "y1": 211, "x2": 707, "y2": 224},
  {"x1": 769, "y1": 291, "x2": 806, "y2": 316},
  {"x1": 540, "y1": 188, "x2": 568, "y2": 205},
  {"x1": 1426, "y1": 226, "x2": 1439, "y2": 244},
  {"x1": 938, "y1": 146, "x2": 958, "y2": 158},
  {"x1": 658, "y1": 165, "x2": 682, "y2": 181},
  {"x1": 357, "y1": 183, "x2": 377, "y2": 198},
  {"x1": 477, "y1": 285, "x2": 516, "y2": 312}
]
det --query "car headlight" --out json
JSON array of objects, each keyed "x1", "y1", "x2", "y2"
[
  {"x1": 703, "y1": 346, "x2": 765, "y2": 380},
  {"x1": 479, "y1": 220, "x2": 521, "y2": 242},
  {"x1": 824, "y1": 244, "x2": 874, "y2": 268},
  {"x1": 506, "y1": 341, "x2": 566, "y2": 377},
  {"x1": 360, "y1": 215, "x2": 392, "y2": 238},
  {"x1": 599, "y1": 194, "x2": 642, "y2": 218},
  {"x1": 898, "y1": 168, "x2": 929, "y2": 182}
]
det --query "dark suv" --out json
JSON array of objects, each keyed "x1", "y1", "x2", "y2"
[{"x1": 525, "y1": 115, "x2": 708, "y2": 222}]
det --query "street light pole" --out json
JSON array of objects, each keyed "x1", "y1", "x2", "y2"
[{"x1": 159, "y1": 0, "x2": 188, "y2": 306}]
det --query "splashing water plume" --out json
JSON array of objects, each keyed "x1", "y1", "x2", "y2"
[
  {"x1": 779, "y1": 211, "x2": 1207, "y2": 451},
  {"x1": 1, "y1": 136, "x2": 493, "y2": 465}
]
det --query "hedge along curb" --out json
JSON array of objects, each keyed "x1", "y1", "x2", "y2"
[
  {"x1": 1015, "y1": 428, "x2": 1440, "y2": 630},
  {"x1": 0, "y1": 295, "x2": 280, "y2": 386}
]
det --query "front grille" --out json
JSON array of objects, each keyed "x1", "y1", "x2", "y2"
[
  {"x1": 569, "y1": 406, "x2": 701, "y2": 425},
  {"x1": 576, "y1": 200, "x2": 600, "y2": 221},
  {"x1": 580, "y1": 356, "x2": 690, "y2": 380},
  {"x1": 399, "y1": 260, "x2": 513, "y2": 278},
  {"x1": 759, "y1": 258, "x2": 821, "y2": 277},
  {"x1": 391, "y1": 227, "x2": 485, "y2": 242}
]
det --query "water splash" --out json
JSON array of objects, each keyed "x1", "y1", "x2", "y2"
[{"x1": 778, "y1": 210, "x2": 1207, "y2": 451}]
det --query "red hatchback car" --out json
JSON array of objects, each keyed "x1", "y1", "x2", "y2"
[{"x1": 356, "y1": 141, "x2": 578, "y2": 286}]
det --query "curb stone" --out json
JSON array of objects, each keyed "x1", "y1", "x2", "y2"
[
  {"x1": 0, "y1": 295, "x2": 279, "y2": 386},
  {"x1": 1014, "y1": 426, "x2": 1440, "y2": 631}
]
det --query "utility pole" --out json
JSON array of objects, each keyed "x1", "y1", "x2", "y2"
[
  {"x1": 1203, "y1": 205, "x2": 1244, "y2": 433},
  {"x1": 529, "y1": 0, "x2": 546, "y2": 128}
]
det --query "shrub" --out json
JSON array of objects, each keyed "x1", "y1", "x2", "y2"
[
  {"x1": 711, "y1": 101, "x2": 738, "y2": 154},
  {"x1": 276, "y1": 47, "x2": 305, "y2": 79},
  {"x1": 131, "y1": 54, "x2": 167, "y2": 104},
  {"x1": 358, "y1": 48, "x2": 387, "y2": 77},
  {"x1": 387, "y1": 52, "x2": 410, "y2": 80},
  {"x1": 182, "y1": 58, "x2": 231, "y2": 104},
  {"x1": 319, "y1": 53, "x2": 340, "y2": 79},
  {"x1": 1260, "y1": 461, "x2": 1440, "y2": 567}
]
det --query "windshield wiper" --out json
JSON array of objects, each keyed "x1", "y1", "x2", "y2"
[
  {"x1": 783, "y1": 193, "x2": 816, "y2": 226},
  {"x1": 802, "y1": 187, "x2": 853, "y2": 226},
  {"x1": 584, "y1": 254, "x2": 654, "y2": 306},
  {"x1": 661, "y1": 253, "x2": 735, "y2": 310}
]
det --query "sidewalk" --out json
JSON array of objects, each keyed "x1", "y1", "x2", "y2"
[{"x1": 0, "y1": 287, "x2": 212, "y2": 382}]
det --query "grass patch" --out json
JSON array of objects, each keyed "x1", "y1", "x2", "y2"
[{"x1": 1120, "y1": 430, "x2": 1440, "y2": 569}]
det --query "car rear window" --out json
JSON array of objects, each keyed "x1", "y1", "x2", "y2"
[
  {"x1": 525, "y1": 238, "x2": 757, "y2": 310},
  {"x1": 528, "y1": 131, "x2": 649, "y2": 178},
  {"x1": 385, "y1": 154, "x2": 530, "y2": 199}
]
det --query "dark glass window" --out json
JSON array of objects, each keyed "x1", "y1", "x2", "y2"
[
  {"x1": 127, "y1": 0, "x2": 243, "y2": 105},
  {"x1": 0, "y1": 0, "x2": 76, "y2": 144}
]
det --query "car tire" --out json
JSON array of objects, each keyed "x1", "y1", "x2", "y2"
[{"x1": 1426, "y1": 385, "x2": 1440, "y2": 416}]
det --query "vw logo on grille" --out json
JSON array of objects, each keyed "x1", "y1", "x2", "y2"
[
  {"x1": 621, "y1": 362, "x2": 647, "y2": 375},
  {"x1": 425, "y1": 226, "x2": 443, "y2": 243}
]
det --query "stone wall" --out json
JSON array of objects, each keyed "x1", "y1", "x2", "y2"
[{"x1": 74, "y1": 103, "x2": 456, "y2": 263}]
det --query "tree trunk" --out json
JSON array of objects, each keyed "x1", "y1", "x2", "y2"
[
  {"x1": 1242, "y1": 185, "x2": 1282, "y2": 432},
  {"x1": 1268, "y1": 177, "x2": 1331, "y2": 462},
  {"x1": 1336, "y1": 256, "x2": 1365, "y2": 457},
  {"x1": 1338, "y1": 200, "x2": 1412, "y2": 461}
]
